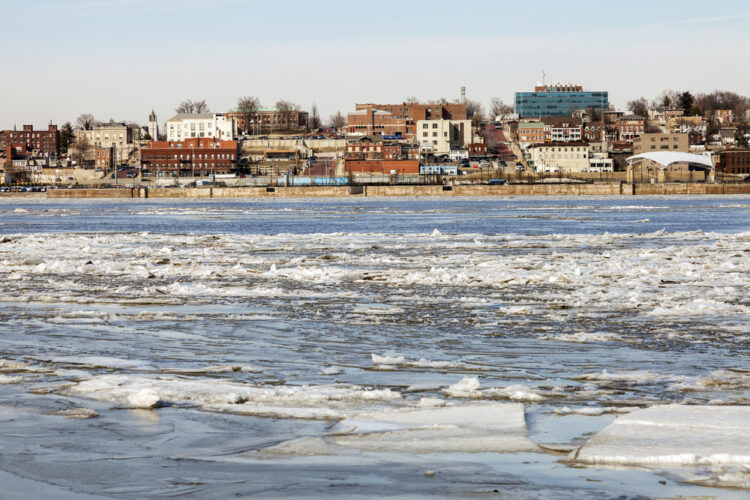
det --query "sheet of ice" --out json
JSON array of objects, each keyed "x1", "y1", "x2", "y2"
[
  {"x1": 331, "y1": 403, "x2": 539, "y2": 454},
  {"x1": 538, "y1": 331, "x2": 625, "y2": 343},
  {"x1": 371, "y1": 353, "x2": 463, "y2": 369},
  {"x1": 62, "y1": 374, "x2": 401, "y2": 418},
  {"x1": 573, "y1": 405, "x2": 750, "y2": 466},
  {"x1": 573, "y1": 370, "x2": 688, "y2": 384},
  {"x1": 0, "y1": 375, "x2": 24, "y2": 384},
  {"x1": 553, "y1": 406, "x2": 638, "y2": 416}
]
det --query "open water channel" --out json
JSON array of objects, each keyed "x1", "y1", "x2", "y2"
[{"x1": 0, "y1": 195, "x2": 748, "y2": 498}]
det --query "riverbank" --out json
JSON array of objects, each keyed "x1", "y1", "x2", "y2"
[{"x1": 42, "y1": 182, "x2": 750, "y2": 198}]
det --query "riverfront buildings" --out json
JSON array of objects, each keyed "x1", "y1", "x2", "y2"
[
  {"x1": 140, "y1": 137, "x2": 238, "y2": 178},
  {"x1": 0, "y1": 124, "x2": 59, "y2": 156}
]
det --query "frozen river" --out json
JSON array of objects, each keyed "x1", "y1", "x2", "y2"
[{"x1": 0, "y1": 196, "x2": 748, "y2": 498}]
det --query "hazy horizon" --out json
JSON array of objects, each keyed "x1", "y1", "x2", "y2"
[{"x1": 3, "y1": 0, "x2": 749, "y2": 128}]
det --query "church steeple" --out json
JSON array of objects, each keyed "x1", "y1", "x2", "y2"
[{"x1": 148, "y1": 110, "x2": 158, "y2": 140}]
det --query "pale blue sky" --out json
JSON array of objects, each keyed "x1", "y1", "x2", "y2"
[{"x1": 2, "y1": 0, "x2": 749, "y2": 127}]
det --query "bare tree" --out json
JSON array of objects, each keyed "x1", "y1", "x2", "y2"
[
  {"x1": 76, "y1": 113, "x2": 95, "y2": 130},
  {"x1": 327, "y1": 111, "x2": 346, "y2": 129},
  {"x1": 308, "y1": 103, "x2": 322, "y2": 130},
  {"x1": 236, "y1": 96, "x2": 260, "y2": 133},
  {"x1": 405, "y1": 96, "x2": 419, "y2": 104},
  {"x1": 176, "y1": 99, "x2": 210, "y2": 114},
  {"x1": 652, "y1": 89, "x2": 682, "y2": 109},
  {"x1": 466, "y1": 100, "x2": 484, "y2": 126},
  {"x1": 584, "y1": 106, "x2": 602, "y2": 122},
  {"x1": 627, "y1": 97, "x2": 649, "y2": 117},
  {"x1": 694, "y1": 90, "x2": 749, "y2": 117},
  {"x1": 70, "y1": 133, "x2": 92, "y2": 166},
  {"x1": 274, "y1": 100, "x2": 300, "y2": 130},
  {"x1": 489, "y1": 98, "x2": 514, "y2": 119}
]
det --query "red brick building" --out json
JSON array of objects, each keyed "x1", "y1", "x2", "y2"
[
  {"x1": 140, "y1": 137, "x2": 238, "y2": 178},
  {"x1": 617, "y1": 115, "x2": 646, "y2": 141},
  {"x1": 0, "y1": 124, "x2": 59, "y2": 155},
  {"x1": 584, "y1": 121, "x2": 605, "y2": 142},
  {"x1": 346, "y1": 139, "x2": 419, "y2": 161},
  {"x1": 344, "y1": 136, "x2": 420, "y2": 174},
  {"x1": 347, "y1": 107, "x2": 410, "y2": 137},
  {"x1": 95, "y1": 147, "x2": 114, "y2": 169},
  {"x1": 345, "y1": 160, "x2": 420, "y2": 175},
  {"x1": 718, "y1": 149, "x2": 750, "y2": 175},
  {"x1": 355, "y1": 102, "x2": 467, "y2": 121},
  {"x1": 467, "y1": 143, "x2": 488, "y2": 156}
]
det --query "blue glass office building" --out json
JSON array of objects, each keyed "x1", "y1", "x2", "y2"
[{"x1": 515, "y1": 88, "x2": 608, "y2": 118}]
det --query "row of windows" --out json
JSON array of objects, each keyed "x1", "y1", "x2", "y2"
[
  {"x1": 150, "y1": 162, "x2": 227, "y2": 168},
  {"x1": 540, "y1": 147, "x2": 586, "y2": 152},
  {"x1": 145, "y1": 153, "x2": 234, "y2": 160}
]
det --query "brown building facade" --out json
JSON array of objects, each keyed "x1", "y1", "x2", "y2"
[
  {"x1": 633, "y1": 133, "x2": 690, "y2": 155},
  {"x1": 718, "y1": 149, "x2": 750, "y2": 175},
  {"x1": 346, "y1": 142, "x2": 419, "y2": 161},
  {"x1": 226, "y1": 108, "x2": 309, "y2": 134},
  {"x1": 95, "y1": 147, "x2": 115, "y2": 169},
  {"x1": 348, "y1": 102, "x2": 467, "y2": 138},
  {"x1": 348, "y1": 108, "x2": 410, "y2": 137},
  {"x1": 141, "y1": 137, "x2": 238, "y2": 177},
  {"x1": 0, "y1": 124, "x2": 59, "y2": 155},
  {"x1": 355, "y1": 102, "x2": 467, "y2": 122}
]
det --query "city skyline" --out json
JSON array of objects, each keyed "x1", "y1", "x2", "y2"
[{"x1": 3, "y1": 0, "x2": 750, "y2": 127}]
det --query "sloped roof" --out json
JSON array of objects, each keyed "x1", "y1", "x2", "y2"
[
  {"x1": 169, "y1": 113, "x2": 215, "y2": 121},
  {"x1": 627, "y1": 152, "x2": 713, "y2": 169}
]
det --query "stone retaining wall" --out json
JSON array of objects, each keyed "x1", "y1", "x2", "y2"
[{"x1": 46, "y1": 183, "x2": 750, "y2": 199}]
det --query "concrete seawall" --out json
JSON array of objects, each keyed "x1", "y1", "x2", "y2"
[{"x1": 45, "y1": 183, "x2": 750, "y2": 199}]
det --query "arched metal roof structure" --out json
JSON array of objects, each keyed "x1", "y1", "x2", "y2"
[{"x1": 626, "y1": 152, "x2": 714, "y2": 170}]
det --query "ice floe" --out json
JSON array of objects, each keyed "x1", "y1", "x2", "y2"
[
  {"x1": 371, "y1": 353, "x2": 462, "y2": 370},
  {"x1": 62, "y1": 375, "x2": 401, "y2": 419},
  {"x1": 330, "y1": 403, "x2": 539, "y2": 454},
  {"x1": 444, "y1": 377, "x2": 546, "y2": 402},
  {"x1": 573, "y1": 405, "x2": 750, "y2": 467}
]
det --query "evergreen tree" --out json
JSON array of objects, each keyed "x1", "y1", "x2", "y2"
[{"x1": 59, "y1": 122, "x2": 74, "y2": 154}]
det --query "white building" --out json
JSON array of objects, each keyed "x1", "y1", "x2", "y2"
[
  {"x1": 416, "y1": 119, "x2": 472, "y2": 155},
  {"x1": 588, "y1": 157, "x2": 614, "y2": 172},
  {"x1": 167, "y1": 113, "x2": 237, "y2": 142},
  {"x1": 529, "y1": 142, "x2": 590, "y2": 173}
]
